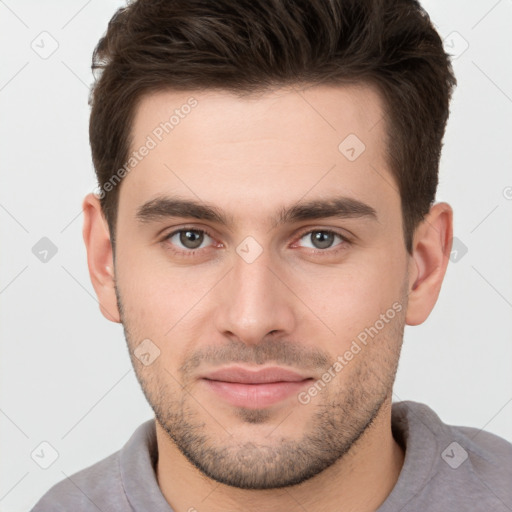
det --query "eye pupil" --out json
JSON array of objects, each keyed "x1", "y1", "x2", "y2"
[
  {"x1": 180, "y1": 230, "x2": 203, "y2": 249},
  {"x1": 312, "y1": 231, "x2": 334, "y2": 249},
  {"x1": 171, "y1": 229, "x2": 341, "y2": 254}
]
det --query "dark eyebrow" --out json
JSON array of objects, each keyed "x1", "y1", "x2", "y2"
[
  {"x1": 273, "y1": 196, "x2": 378, "y2": 229},
  {"x1": 136, "y1": 195, "x2": 378, "y2": 229}
]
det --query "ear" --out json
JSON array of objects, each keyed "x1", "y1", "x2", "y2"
[
  {"x1": 405, "y1": 202, "x2": 453, "y2": 326},
  {"x1": 82, "y1": 193, "x2": 121, "y2": 323}
]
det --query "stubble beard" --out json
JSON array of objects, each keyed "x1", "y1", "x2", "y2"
[{"x1": 115, "y1": 283, "x2": 407, "y2": 490}]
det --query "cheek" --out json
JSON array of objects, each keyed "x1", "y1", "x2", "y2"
[
  {"x1": 114, "y1": 247, "x2": 169, "y2": 333},
  {"x1": 301, "y1": 253, "x2": 406, "y2": 342},
  {"x1": 115, "y1": 247, "x2": 216, "y2": 340}
]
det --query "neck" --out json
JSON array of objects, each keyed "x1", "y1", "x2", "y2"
[{"x1": 155, "y1": 397, "x2": 404, "y2": 512}]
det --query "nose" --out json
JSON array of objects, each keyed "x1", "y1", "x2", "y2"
[{"x1": 213, "y1": 245, "x2": 298, "y2": 346}]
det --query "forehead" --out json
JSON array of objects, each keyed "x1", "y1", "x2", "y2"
[
  {"x1": 119, "y1": 84, "x2": 398, "y2": 230},
  {"x1": 131, "y1": 83, "x2": 386, "y2": 152}
]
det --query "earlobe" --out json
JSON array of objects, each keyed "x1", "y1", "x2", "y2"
[
  {"x1": 82, "y1": 193, "x2": 121, "y2": 323},
  {"x1": 405, "y1": 202, "x2": 453, "y2": 326}
]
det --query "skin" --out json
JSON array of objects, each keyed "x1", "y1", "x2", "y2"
[{"x1": 83, "y1": 84, "x2": 452, "y2": 512}]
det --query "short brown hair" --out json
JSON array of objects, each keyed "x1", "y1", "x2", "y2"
[{"x1": 89, "y1": 0, "x2": 456, "y2": 254}]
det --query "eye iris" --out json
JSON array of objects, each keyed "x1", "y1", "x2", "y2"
[
  {"x1": 312, "y1": 231, "x2": 334, "y2": 249},
  {"x1": 180, "y1": 230, "x2": 203, "y2": 249},
  {"x1": 175, "y1": 230, "x2": 337, "y2": 251}
]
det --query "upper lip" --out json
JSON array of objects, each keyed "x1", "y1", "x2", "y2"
[{"x1": 200, "y1": 366, "x2": 311, "y2": 384}]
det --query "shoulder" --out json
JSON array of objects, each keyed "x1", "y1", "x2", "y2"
[
  {"x1": 440, "y1": 414, "x2": 512, "y2": 509},
  {"x1": 452, "y1": 422, "x2": 512, "y2": 477},
  {"x1": 393, "y1": 400, "x2": 512, "y2": 462},
  {"x1": 30, "y1": 450, "x2": 129, "y2": 512},
  {"x1": 30, "y1": 419, "x2": 157, "y2": 512},
  {"x1": 392, "y1": 400, "x2": 512, "y2": 509}
]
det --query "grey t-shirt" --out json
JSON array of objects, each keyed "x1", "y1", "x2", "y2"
[{"x1": 30, "y1": 400, "x2": 512, "y2": 511}]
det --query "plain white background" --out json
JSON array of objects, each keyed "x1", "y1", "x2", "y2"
[{"x1": 1, "y1": 1, "x2": 511, "y2": 511}]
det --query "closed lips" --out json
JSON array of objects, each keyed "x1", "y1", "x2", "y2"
[{"x1": 200, "y1": 366, "x2": 312, "y2": 384}]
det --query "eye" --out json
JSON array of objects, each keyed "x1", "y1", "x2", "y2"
[
  {"x1": 164, "y1": 228, "x2": 215, "y2": 252},
  {"x1": 295, "y1": 229, "x2": 348, "y2": 252},
  {"x1": 161, "y1": 227, "x2": 350, "y2": 258}
]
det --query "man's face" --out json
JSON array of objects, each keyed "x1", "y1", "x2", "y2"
[{"x1": 113, "y1": 84, "x2": 411, "y2": 489}]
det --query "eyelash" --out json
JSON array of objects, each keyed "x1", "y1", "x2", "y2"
[{"x1": 161, "y1": 227, "x2": 351, "y2": 258}]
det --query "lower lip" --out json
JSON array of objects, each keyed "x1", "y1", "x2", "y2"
[{"x1": 201, "y1": 379, "x2": 312, "y2": 409}]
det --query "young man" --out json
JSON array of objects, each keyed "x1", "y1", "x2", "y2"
[{"x1": 32, "y1": 0, "x2": 512, "y2": 510}]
